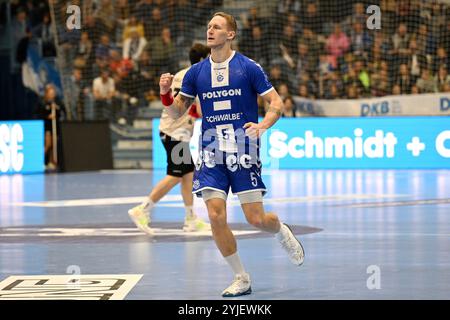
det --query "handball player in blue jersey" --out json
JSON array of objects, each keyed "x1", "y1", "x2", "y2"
[{"x1": 159, "y1": 12, "x2": 304, "y2": 297}]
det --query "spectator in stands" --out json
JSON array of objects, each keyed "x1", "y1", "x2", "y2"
[
  {"x1": 436, "y1": 65, "x2": 450, "y2": 92},
  {"x1": 134, "y1": 0, "x2": 156, "y2": 27},
  {"x1": 297, "y1": 72, "x2": 318, "y2": 98},
  {"x1": 339, "y1": 52, "x2": 355, "y2": 75},
  {"x1": 93, "y1": 69, "x2": 116, "y2": 121},
  {"x1": 277, "y1": 83, "x2": 290, "y2": 100},
  {"x1": 323, "y1": 71, "x2": 344, "y2": 96},
  {"x1": 392, "y1": 84, "x2": 401, "y2": 95},
  {"x1": 277, "y1": 0, "x2": 301, "y2": 17},
  {"x1": 35, "y1": 85, "x2": 66, "y2": 170},
  {"x1": 324, "y1": 83, "x2": 341, "y2": 99},
  {"x1": 76, "y1": 31, "x2": 93, "y2": 63},
  {"x1": 145, "y1": 7, "x2": 163, "y2": 40},
  {"x1": 268, "y1": 64, "x2": 288, "y2": 92},
  {"x1": 343, "y1": 2, "x2": 366, "y2": 32},
  {"x1": 424, "y1": 2, "x2": 447, "y2": 36},
  {"x1": 137, "y1": 50, "x2": 158, "y2": 103},
  {"x1": 298, "y1": 83, "x2": 314, "y2": 99},
  {"x1": 440, "y1": 21, "x2": 450, "y2": 55},
  {"x1": 83, "y1": 14, "x2": 101, "y2": 45},
  {"x1": 123, "y1": 28, "x2": 147, "y2": 63},
  {"x1": 392, "y1": 23, "x2": 411, "y2": 65},
  {"x1": 115, "y1": 0, "x2": 131, "y2": 40},
  {"x1": 23, "y1": 0, "x2": 44, "y2": 28},
  {"x1": 443, "y1": 83, "x2": 450, "y2": 93},
  {"x1": 433, "y1": 47, "x2": 449, "y2": 74},
  {"x1": 343, "y1": 67, "x2": 364, "y2": 97},
  {"x1": 95, "y1": 34, "x2": 115, "y2": 64},
  {"x1": 395, "y1": 63, "x2": 413, "y2": 94},
  {"x1": 123, "y1": 15, "x2": 145, "y2": 41},
  {"x1": 405, "y1": 39, "x2": 427, "y2": 80},
  {"x1": 286, "y1": 13, "x2": 302, "y2": 35},
  {"x1": 318, "y1": 52, "x2": 333, "y2": 77},
  {"x1": 301, "y1": 2, "x2": 322, "y2": 35},
  {"x1": 396, "y1": 0, "x2": 420, "y2": 31},
  {"x1": 244, "y1": 6, "x2": 264, "y2": 30},
  {"x1": 411, "y1": 85, "x2": 420, "y2": 94},
  {"x1": 282, "y1": 96, "x2": 297, "y2": 118},
  {"x1": 110, "y1": 49, "x2": 133, "y2": 78},
  {"x1": 149, "y1": 26, "x2": 176, "y2": 74},
  {"x1": 295, "y1": 42, "x2": 317, "y2": 77},
  {"x1": 352, "y1": 59, "x2": 370, "y2": 95},
  {"x1": 31, "y1": 12, "x2": 55, "y2": 57},
  {"x1": 11, "y1": 8, "x2": 29, "y2": 67},
  {"x1": 94, "y1": 0, "x2": 115, "y2": 35},
  {"x1": 241, "y1": 25, "x2": 271, "y2": 69},
  {"x1": 279, "y1": 24, "x2": 298, "y2": 61},
  {"x1": 415, "y1": 23, "x2": 437, "y2": 57},
  {"x1": 67, "y1": 68, "x2": 87, "y2": 120},
  {"x1": 416, "y1": 69, "x2": 437, "y2": 93},
  {"x1": 371, "y1": 68, "x2": 391, "y2": 97},
  {"x1": 326, "y1": 24, "x2": 350, "y2": 69},
  {"x1": 172, "y1": 0, "x2": 195, "y2": 47},
  {"x1": 346, "y1": 84, "x2": 360, "y2": 99},
  {"x1": 349, "y1": 21, "x2": 371, "y2": 58},
  {"x1": 299, "y1": 27, "x2": 320, "y2": 59},
  {"x1": 379, "y1": 0, "x2": 397, "y2": 35}
]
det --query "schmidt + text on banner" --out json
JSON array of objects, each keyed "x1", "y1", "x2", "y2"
[
  {"x1": 264, "y1": 117, "x2": 449, "y2": 169},
  {"x1": 153, "y1": 117, "x2": 450, "y2": 169}
]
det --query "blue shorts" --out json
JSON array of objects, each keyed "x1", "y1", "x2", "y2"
[{"x1": 192, "y1": 150, "x2": 266, "y2": 197}]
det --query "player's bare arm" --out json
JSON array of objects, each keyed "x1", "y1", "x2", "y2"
[
  {"x1": 159, "y1": 73, "x2": 194, "y2": 119},
  {"x1": 244, "y1": 89, "x2": 283, "y2": 139}
]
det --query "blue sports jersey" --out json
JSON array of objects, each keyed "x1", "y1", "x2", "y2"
[
  {"x1": 180, "y1": 51, "x2": 273, "y2": 197},
  {"x1": 180, "y1": 51, "x2": 273, "y2": 154}
]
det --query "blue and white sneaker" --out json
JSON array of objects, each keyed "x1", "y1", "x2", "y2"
[
  {"x1": 278, "y1": 223, "x2": 305, "y2": 266},
  {"x1": 222, "y1": 273, "x2": 252, "y2": 297}
]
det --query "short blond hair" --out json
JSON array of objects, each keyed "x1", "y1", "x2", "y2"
[{"x1": 212, "y1": 11, "x2": 237, "y2": 37}]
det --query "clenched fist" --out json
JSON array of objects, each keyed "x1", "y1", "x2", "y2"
[
  {"x1": 159, "y1": 73, "x2": 174, "y2": 95},
  {"x1": 243, "y1": 122, "x2": 266, "y2": 139}
]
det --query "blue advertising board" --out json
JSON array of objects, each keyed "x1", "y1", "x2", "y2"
[
  {"x1": 0, "y1": 121, "x2": 44, "y2": 174},
  {"x1": 152, "y1": 117, "x2": 450, "y2": 169}
]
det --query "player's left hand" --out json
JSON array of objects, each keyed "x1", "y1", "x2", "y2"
[{"x1": 244, "y1": 122, "x2": 266, "y2": 139}]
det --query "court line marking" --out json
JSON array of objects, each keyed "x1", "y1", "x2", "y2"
[
  {"x1": 0, "y1": 274, "x2": 143, "y2": 300},
  {"x1": 314, "y1": 231, "x2": 450, "y2": 237},
  {"x1": 333, "y1": 198, "x2": 450, "y2": 208},
  {"x1": 0, "y1": 227, "x2": 258, "y2": 237},
  {"x1": 11, "y1": 194, "x2": 408, "y2": 208}
]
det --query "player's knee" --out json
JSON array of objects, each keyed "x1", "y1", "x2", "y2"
[
  {"x1": 245, "y1": 215, "x2": 264, "y2": 229},
  {"x1": 207, "y1": 203, "x2": 227, "y2": 226}
]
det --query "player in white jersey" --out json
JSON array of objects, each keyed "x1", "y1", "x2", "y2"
[{"x1": 128, "y1": 43, "x2": 211, "y2": 234}]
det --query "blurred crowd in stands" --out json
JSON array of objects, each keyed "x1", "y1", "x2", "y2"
[{"x1": 6, "y1": 0, "x2": 450, "y2": 122}]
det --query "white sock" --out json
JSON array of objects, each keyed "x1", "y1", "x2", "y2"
[
  {"x1": 275, "y1": 223, "x2": 289, "y2": 241},
  {"x1": 224, "y1": 252, "x2": 246, "y2": 276},
  {"x1": 185, "y1": 206, "x2": 195, "y2": 219},
  {"x1": 142, "y1": 198, "x2": 154, "y2": 212}
]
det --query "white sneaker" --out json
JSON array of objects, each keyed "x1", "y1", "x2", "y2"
[
  {"x1": 128, "y1": 204, "x2": 153, "y2": 235},
  {"x1": 278, "y1": 223, "x2": 305, "y2": 266},
  {"x1": 183, "y1": 216, "x2": 211, "y2": 232},
  {"x1": 222, "y1": 273, "x2": 252, "y2": 297}
]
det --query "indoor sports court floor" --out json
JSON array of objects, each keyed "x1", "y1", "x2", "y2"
[{"x1": 0, "y1": 169, "x2": 449, "y2": 299}]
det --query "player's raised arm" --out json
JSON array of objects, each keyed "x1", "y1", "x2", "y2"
[
  {"x1": 159, "y1": 73, "x2": 194, "y2": 119},
  {"x1": 244, "y1": 89, "x2": 283, "y2": 139}
]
